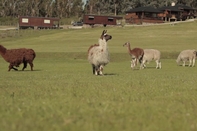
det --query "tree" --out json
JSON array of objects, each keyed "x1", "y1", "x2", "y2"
[
  {"x1": 71, "y1": 0, "x2": 84, "y2": 17},
  {"x1": 0, "y1": 0, "x2": 197, "y2": 18}
]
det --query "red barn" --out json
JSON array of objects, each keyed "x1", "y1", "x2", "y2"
[
  {"x1": 83, "y1": 15, "x2": 123, "y2": 27},
  {"x1": 19, "y1": 16, "x2": 60, "y2": 29}
]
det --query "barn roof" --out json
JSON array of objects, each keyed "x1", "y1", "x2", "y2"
[
  {"x1": 126, "y1": 6, "x2": 162, "y2": 13},
  {"x1": 84, "y1": 14, "x2": 123, "y2": 19},
  {"x1": 20, "y1": 16, "x2": 60, "y2": 20}
]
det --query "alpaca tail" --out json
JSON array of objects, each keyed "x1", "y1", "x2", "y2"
[
  {"x1": 32, "y1": 51, "x2": 36, "y2": 59},
  {"x1": 29, "y1": 49, "x2": 36, "y2": 60}
]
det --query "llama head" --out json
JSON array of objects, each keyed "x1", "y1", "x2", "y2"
[
  {"x1": 123, "y1": 42, "x2": 130, "y2": 47},
  {"x1": 100, "y1": 30, "x2": 112, "y2": 42},
  {"x1": 0, "y1": 45, "x2": 7, "y2": 54},
  {"x1": 194, "y1": 51, "x2": 197, "y2": 56}
]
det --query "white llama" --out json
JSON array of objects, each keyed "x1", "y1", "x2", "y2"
[{"x1": 88, "y1": 30, "x2": 112, "y2": 75}]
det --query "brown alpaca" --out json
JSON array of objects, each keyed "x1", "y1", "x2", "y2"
[
  {"x1": 0, "y1": 45, "x2": 36, "y2": 71},
  {"x1": 123, "y1": 42, "x2": 144, "y2": 69}
]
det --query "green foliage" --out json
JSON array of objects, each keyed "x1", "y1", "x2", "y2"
[
  {"x1": 84, "y1": 0, "x2": 197, "y2": 15},
  {"x1": 1, "y1": 0, "x2": 197, "y2": 18},
  {"x1": 0, "y1": 17, "x2": 18, "y2": 26},
  {"x1": 0, "y1": 21, "x2": 197, "y2": 131},
  {"x1": 0, "y1": 0, "x2": 84, "y2": 18}
]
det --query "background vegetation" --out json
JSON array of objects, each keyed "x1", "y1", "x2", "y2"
[
  {"x1": 1, "y1": 0, "x2": 197, "y2": 25},
  {"x1": 0, "y1": 21, "x2": 197, "y2": 131},
  {"x1": 0, "y1": 0, "x2": 197, "y2": 18}
]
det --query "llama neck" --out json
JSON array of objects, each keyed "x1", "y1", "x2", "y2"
[
  {"x1": 99, "y1": 39, "x2": 107, "y2": 49},
  {"x1": 0, "y1": 45, "x2": 7, "y2": 55},
  {"x1": 127, "y1": 44, "x2": 131, "y2": 54}
]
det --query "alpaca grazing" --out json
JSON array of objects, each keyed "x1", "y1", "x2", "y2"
[
  {"x1": 142, "y1": 49, "x2": 161, "y2": 69},
  {"x1": 123, "y1": 42, "x2": 144, "y2": 69},
  {"x1": 0, "y1": 45, "x2": 36, "y2": 71},
  {"x1": 88, "y1": 30, "x2": 112, "y2": 75},
  {"x1": 176, "y1": 49, "x2": 197, "y2": 67}
]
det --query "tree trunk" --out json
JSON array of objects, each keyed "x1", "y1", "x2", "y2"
[
  {"x1": 90, "y1": 5, "x2": 93, "y2": 14},
  {"x1": 114, "y1": 3, "x2": 117, "y2": 16}
]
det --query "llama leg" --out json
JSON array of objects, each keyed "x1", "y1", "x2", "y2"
[
  {"x1": 183, "y1": 61, "x2": 186, "y2": 67},
  {"x1": 156, "y1": 60, "x2": 159, "y2": 69},
  {"x1": 139, "y1": 61, "x2": 143, "y2": 69},
  {"x1": 97, "y1": 65, "x2": 101, "y2": 75},
  {"x1": 130, "y1": 61, "x2": 134, "y2": 69},
  {"x1": 99, "y1": 65, "x2": 104, "y2": 75},
  {"x1": 141, "y1": 59, "x2": 146, "y2": 69},
  {"x1": 12, "y1": 67, "x2": 18, "y2": 71},
  {"x1": 144, "y1": 63, "x2": 146, "y2": 68},
  {"x1": 141, "y1": 60, "x2": 145, "y2": 69},
  {"x1": 135, "y1": 58, "x2": 138, "y2": 69},
  {"x1": 95, "y1": 71, "x2": 98, "y2": 75},
  {"x1": 159, "y1": 61, "x2": 162, "y2": 69},
  {"x1": 131, "y1": 58, "x2": 136, "y2": 69},
  {"x1": 139, "y1": 56, "x2": 143, "y2": 65},
  {"x1": 156, "y1": 61, "x2": 158, "y2": 69},
  {"x1": 22, "y1": 62, "x2": 27, "y2": 71},
  {"x1": 95, "y1": 66, "x2": 100, "y2": 75},
  {"x1": 92, "y1": 64, "x2": 96, "y2": 74},
  {"x1": 139, "y1": 57, "x2": 142, "y2": 69},
  {"x1": 192, "y1": 59, "x2": 195, "y2": 67},
  {"x1": 8, "y1": 64, "x2": 18, "y2": 71},
  {"x1": 156, "y1": 60, "x2": 162, "y2": 69},
  {"x1": 188, "y1": 59, "x2": 192, "y2": 67},
  {"x1": 29, "y1": 62, "x2": 34, "y2": 71},
  {"x1": 130, "y1": 61, "x2": 132, "y2": 68}
]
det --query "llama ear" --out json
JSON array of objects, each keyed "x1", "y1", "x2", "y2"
[
  {"x1": 102, "y1": 30, "x2": 105, "y2": 36},
  {"x1": 101, "y1": 30, "x2": 106, "y2": 39},
  {"x1": 102, "y1": 30, "x2": 107, "y2": 35}
]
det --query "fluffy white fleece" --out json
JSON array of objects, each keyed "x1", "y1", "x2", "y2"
[
  {"x1": 88, "y1": 38, "x2": 110, "y2": 66},
  {"x1": 176, "y1": 49, "x2": 196, "y2": 67},
  {"x1": 142, "y1": 49, "x2": 161, "y2": 69}
]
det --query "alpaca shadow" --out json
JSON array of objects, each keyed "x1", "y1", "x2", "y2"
[
  {"x1": 131, "y1": 68, "x2": 141, "y2": 70},
  {"x1": 178, "y1": 65, "x2": 193, "y2": 67},
  {"x1": 103, "y1": 73, "x2": 118, "y2": 76},
  {"x1": 143, "y1": 67, "x2": 159, "y2": 69},
  {"x1": 15, "y1": 69, "x2": 42, "y2": 72}
]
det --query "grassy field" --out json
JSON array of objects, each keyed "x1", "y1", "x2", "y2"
[{"x1": 0, "y1": 21, "x2": 197, "y2": 131}]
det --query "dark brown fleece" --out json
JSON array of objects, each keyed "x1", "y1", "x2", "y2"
[{"x1": 0, "y1": 45, "x2": 36, "y2": 71}]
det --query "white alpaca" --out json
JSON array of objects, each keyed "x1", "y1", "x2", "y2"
[
  {"x1": 142, "y1": 49, "x2": 161, "y2": 69},
  {"x1": 176, "y1": 49, "x2": 197, "y2": 67},
  {"x1": 88, "y1": 30, "x2": 112, "y2": 75}
]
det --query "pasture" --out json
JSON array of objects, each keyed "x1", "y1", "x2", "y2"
[{"x1": 0, "y1": 21, "x2": 197, "y2": 131}]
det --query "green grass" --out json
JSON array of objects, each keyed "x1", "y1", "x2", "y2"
[{"x1": 1, "y1": 21, "x2": 197, "y2": 131}]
